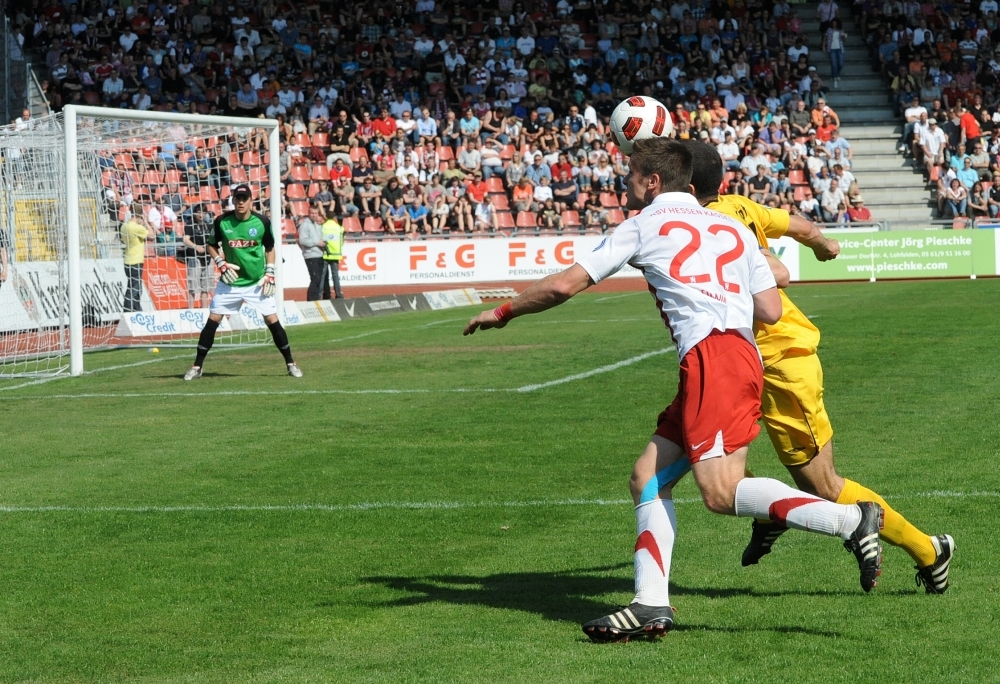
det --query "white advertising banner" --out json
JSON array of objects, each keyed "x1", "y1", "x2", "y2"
[
  {"x1": 281, "y1": 237, "x2": 645, "y2": 287},
  {"x1": 0, "y1": 259, "x2": 126, "y2": 333}
]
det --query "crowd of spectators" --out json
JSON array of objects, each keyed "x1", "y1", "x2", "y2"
[
  {"x1": 8, "y1": 0, "x2": 880, "y2": 238},
  {"x1": 875, "y1": 0, "x2": 1000, "y2": 220}
]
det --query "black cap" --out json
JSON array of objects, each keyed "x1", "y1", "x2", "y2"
[{"x1": 233, "y1": 184, "x2": 252, "y2": 198}]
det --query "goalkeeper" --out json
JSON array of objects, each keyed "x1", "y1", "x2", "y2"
[{"x1": 184, "y1": 184, "x2": 303, "y2": 380}]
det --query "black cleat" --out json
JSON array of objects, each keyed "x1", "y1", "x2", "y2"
[
  {"x1": 742, "y1": 520, "x2": 788, "y2": 566},
  {"x1": 915, "y1": 534, "x2": 955, "y2": 594},
  {"x1": 844, "y1": 502, "x2": 884, "y2": 592},
  {"x1": 582, "y1": 603, "x2": 675, "y2": 643}
]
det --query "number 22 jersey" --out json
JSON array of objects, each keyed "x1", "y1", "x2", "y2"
[{"x1": 576, "y1": 192, "x2": 777, "y2": 359}]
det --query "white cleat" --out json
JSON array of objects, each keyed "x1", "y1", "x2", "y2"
[
  {"x1": 287, "y1": 362, "x2": 303, "y2": 378},
  {"x1": 183, "y1": 366, "x2": 203, "y2": 381}
]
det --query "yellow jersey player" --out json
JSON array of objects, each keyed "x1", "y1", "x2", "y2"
[{"x1": 682, "y1": 141, "x2": 954, "y2": 593}]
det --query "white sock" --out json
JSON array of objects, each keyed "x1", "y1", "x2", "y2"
[
  {"x1": 633, "y1": 499, "x2": 675, "y2": 606},
  {"x1": 734, "y1": 478, "x2": 861, "y2": 540}
]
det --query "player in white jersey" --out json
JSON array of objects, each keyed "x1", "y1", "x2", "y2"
[{"x1": 464, "y1": 138, "x2": 884, "y2": 643}]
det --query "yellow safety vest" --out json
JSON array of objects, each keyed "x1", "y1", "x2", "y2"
[{"x1": 322, "y1": 219, "x2": 344, "y2": 261}]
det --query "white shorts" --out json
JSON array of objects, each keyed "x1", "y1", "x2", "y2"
[{"x1": 210, "y1": 282, "x2": 277, "y2": 317}]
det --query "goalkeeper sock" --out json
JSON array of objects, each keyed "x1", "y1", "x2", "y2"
[
  {"x1": 836, "y1": 479, "x2": 937, "y2": 567},
  {"x1": 633, "y1": 498, "x2": 675, "y2": 607},
  {"x1": 735, "y1": 477, "x2": 861, "y2": 539},
  {"x1": 193, "y1": 318, "x2": 220, "y2": 368},
  {"x1": 266, "y1": 320, "x2": 294, "y2": 364}
]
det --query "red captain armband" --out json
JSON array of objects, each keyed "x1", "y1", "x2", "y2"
[{"x1": 492, "y1": 301, "x2": 514, "y2": 323}]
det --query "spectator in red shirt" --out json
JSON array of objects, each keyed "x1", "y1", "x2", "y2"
[
  {"x1": 356, "y1": 111, "x2": 376, "y2": 147},
  {"x1": 329, "y1": 158, "x2": 352, "y2": 185},
  {"x1": 373, "y1": 108, "x2": 398, "y2": 141},
  {"x1": 959, "y1": 105, "x2": 982, "y2": 154},
  {"x1": 465, "y1": 171, "x2": 488, "y2": 208},
  {"x1": 550, "y1": 152, "x2": 573, "y2": 180},
  {"x1": 847, "y1": 196, "x2": 872, "y2": 221}
]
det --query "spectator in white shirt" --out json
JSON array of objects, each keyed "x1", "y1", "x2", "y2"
[{"x1": 516, "y1": 28, "x2": 536, "y2": 56}]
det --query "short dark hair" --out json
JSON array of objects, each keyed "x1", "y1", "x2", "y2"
[
  {"x1": 682, "y1": 139, "x2": 724, "y2": 201},
  {"x1": 628, "y1": 138, "x2": 693, "y2": 193}
]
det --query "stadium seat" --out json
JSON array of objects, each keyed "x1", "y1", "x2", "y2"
[
  {"x1": 516, "y1": 211, "x2": 537, "y2": 228},
  {"x1": 199, "y1": 186, "x2": 220, "y2": 202},
  {"x1": 290, "y1": 166, "x2": 310, "y2": 183},
  {"x1": 294, "y1": 133, "x2": 311, "y2": 148},
  {"x1": 142, "y1": 170, "x2": 163, "y2": 185},
  {"x1": 228, "y1": 152, "x2": 241, "y2": 167},
  {"x1": 164, "y1": 169, "x2": 183, "y2": 184},
  {"x1": 290, "y1": 201, "x2": 310, "y2": 217},
  {"x1": 311, "y1": 166, "x2": 331, "y2": 181},
  {"x1": 207, "y1": 203, "x2": 223, "y2": 215},
  {"x1": 286, "y1": 183, "x2": 307, "y2": 199},
  {"x1": 230, "y1": 167, "x2": 249, "y2": 184},
  {"x1": 561, "y1": 211, "x2": 582, "y2": 229},
  {"x1": 793, "y1": 186, "x2": 811, "y2": 202},
  {"x1": 496, "y1": 211, "x2": 515, "y2": 229},
  {"x1": 485, "y1": 177, "x2": 505, "y2": 193},
  {"x1": 600, "y1": 192, "x2": 619, "y2": 208},
  {"x1": 437, "y1": 146, "x2": 455, "y2": 161},
  {"x1": 607, "y1": 208, "x2": 626, "y2": 224},
  {"x1": 342, "y1": 216, "x2": 362, "y2": 233},
  {"x1": 349, "y1": 147, "x2": 368, "y2": 163},
  {"x1": 491, "y1": 194, "x2": 509, "y2": 210},
  {"x1": 788, "y1": 170, "x2": 807, "y2": 185},
  {"x1": 281, "y1": 218, "x2": 297, "y2": 238},
  {"x1": 248, "y1": 166, "x2": 267, "y2": 183},
  {"x1": 242, "y1": 151, "x2": 262, "y2": 166},
  {"x1": 312, "y1": 132, "x2": 329, "y2": 149},
  {"x1": 500, "y1": 144, "x2": 516, "y2": 161},
  {"x1": 101, "y1": 171, "x2": 114, "y2": 187},
  {"x1": 307, "y1": 183, "x2": 320, "y2": 198},
  {"x1": 84, "y1": 91, "x2": 101, "y2": 105},
  {"x1": 363, "y1": 216, "x2": 384, "y2": 232}
]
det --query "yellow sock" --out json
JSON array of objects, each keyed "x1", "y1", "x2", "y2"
[{"x1": 836, "y1": 479, "x2": 937, "y2": 567}]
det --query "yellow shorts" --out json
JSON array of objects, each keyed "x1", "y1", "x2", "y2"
[{"x1": 760, "y1": 351, "x2": 834, "y2": 466}]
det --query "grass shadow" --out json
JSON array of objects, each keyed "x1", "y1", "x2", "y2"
[{"x1": 353, "y1": 565, "x2": 902, "y2": 629}]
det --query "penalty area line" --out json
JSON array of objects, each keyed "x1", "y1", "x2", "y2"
[
  {"x1": 1, "y1": 347, "x2": 676, "y2": 400},
  {"x1": 0, "y1": 490, "x2": 994, "y2": 514}
]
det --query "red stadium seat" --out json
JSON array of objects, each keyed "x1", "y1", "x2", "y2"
[
  {"x1": 311, "y1": 165, "x2": 331, "y2": 181},
  {"x1": 294, "y1": 133, "x2": 311, "y2": 148},
  {"x1": 349, "y1": 147, "x2": 368, "y2": 163},
  {"x1": 290, "y1": 201, "x2": 310, "y2": 217},
  {"x1": 607, "y1": 208, "x2": 625, "y2": 224},
  {"x1": 600, "y1": 192, "x2": 619, "y2": 208},
  {"x1": 496, "y1": 211, "x2": 515, "y2": 229},
  {"x1": 788, "y1": 169, "x2": 807, "y2": 185},
  {"x1": 491, "y1": 194, "x2": 509, "y2": 210},
  {"x1": 248, "y1": 166, "x2": 267, "y2": 183},
  {"x1": 230, "y1": 167, "x2": 249, "y2": 184},
  {"x1": 199, "y1": 186, "x2": 220, "y2": 202},
  {"x1": 164, "y1": 169, "x2": 183, "y2": 184},
  {"x1": 485, "y1": 177, "x2": 505, "y2": 193},
  {"x1": 342, "y1": 216, "x2": 363, "y2": 233},
  {"x1": 500, "y1": 144, "x2": 516, "y2": 161},
  {"x1": 516, "y1": 211, "x2": 537, "y2": 228},
  {"x1": 281, "y1": 218, "x2": 297, "y2": 238},
  {"x1": 312, "y1": 133, "x2": 329, "y2": 148},
  {"x1": 561, "y1": 211, "x2": 582, "y2": 228},
  {"x1": 363, "y1": 216, "x2": 384, "y2": 232},
  {"x1": 242, "y1": 151, "x2": 262, "y2": 166},
  {"x1": 142, "y1": 170, "x2": 163, "y2": 185},
  {"x1": 307, "y1": 183, "x2": 320, "y2": 198},
  {"x1": 286, "y1": 183, "x2": 307, "y2": 199},
  {"x1": 437, "y1": 145, "x2": 455, "y2": 161},
  {"x1": 290, "y1": 166, "x2": 310, "y2": 182}
]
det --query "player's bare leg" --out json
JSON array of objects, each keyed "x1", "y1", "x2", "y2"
[
  {"x1": 583, "y1": 436, "x2": 684, "y2": 643},
  {"x1": 744, "y1": 441, "x2": 954, "y2": 593}
]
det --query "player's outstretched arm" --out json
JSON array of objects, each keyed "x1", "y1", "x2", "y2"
[
  {"x1": 752, "y1": 287, "x2": 782, "y2": 325},
  {"x1": 463, "y1": 264, "x2": 594, "y2": 336},
  {"x1": 785, "y1": 215, "x2": 840, "y2": 261}
]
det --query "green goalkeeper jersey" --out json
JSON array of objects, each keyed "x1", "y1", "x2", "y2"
[{"x1": 210, "y1": 211, "x2": 274, "y2": 287}]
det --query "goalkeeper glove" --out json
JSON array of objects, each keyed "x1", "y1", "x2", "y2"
[
  {"x1": 214, "y1": 256, "x2": 241, "y2": 285},
  {"x1": 259, "y1": 264, "x2": 276, "y2": 297}
]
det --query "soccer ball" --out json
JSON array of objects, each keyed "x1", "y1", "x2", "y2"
[{"x1": 609, "y1": 96, "x2": 673, "y2": 156}]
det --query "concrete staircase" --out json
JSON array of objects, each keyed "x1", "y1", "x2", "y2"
[{"x1": 802, "y1": 7, "x2": 933, "y2": 228}]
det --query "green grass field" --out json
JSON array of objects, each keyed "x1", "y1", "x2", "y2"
[{"x1": 1, "y1": 280, "x2": 998, "y2": 683}]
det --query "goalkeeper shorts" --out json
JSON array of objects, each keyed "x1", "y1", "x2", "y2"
[
  {"x1": 210, "y1": 282, "x2": 277, "y2": 317},
  {"x1": 760, "y1": 350, "x2": 834, "y2": 467}
]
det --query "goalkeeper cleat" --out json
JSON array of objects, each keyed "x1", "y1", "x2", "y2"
[
  {"x1": 287, "y1": 363, "x2": 303, "y2": 378},
  {"x1": 844, "y1": 501, "x2": 884, "y2": 593},
  {"x1": 915, "y1": 534, "x2": 954, "y2": 595},
  {"x1": 183, "y1": 366, "x2": 203, "y2": 381},
  {"x1": 582, "y1": 603, "x2": 675, "y2": 643},
  {"x1": 742, "y1": 520, "x2": 788, "y2": 566}
]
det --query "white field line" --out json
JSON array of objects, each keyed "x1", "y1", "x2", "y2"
[
  {"x1": 515, "y1": 347, "x2": 674, "y2": 392},
  {"x1": 328, "y1": 329, "x2": 394, "y2": 342},
  {"x1": 594, "y1": 292, "x2": 644, "y2": 303},
  {"x1": 2, "y1": 347, "x2": 676, "y2": 400},
  {"x1": 0, "y1": 490, "x2": 993, "y2": 514}
]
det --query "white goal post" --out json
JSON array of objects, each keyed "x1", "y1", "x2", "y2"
[{"x1": 0, "y1": 106, "x2": 283, "y2": 377}]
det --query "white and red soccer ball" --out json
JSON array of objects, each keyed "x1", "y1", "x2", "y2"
[{"x1": 609, "y1": 96, "x2": 674, "y2": 155}]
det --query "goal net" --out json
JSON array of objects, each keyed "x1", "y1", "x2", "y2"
[{"x1": 0, "y1": 107, "x2": 281, "y2": 377}]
